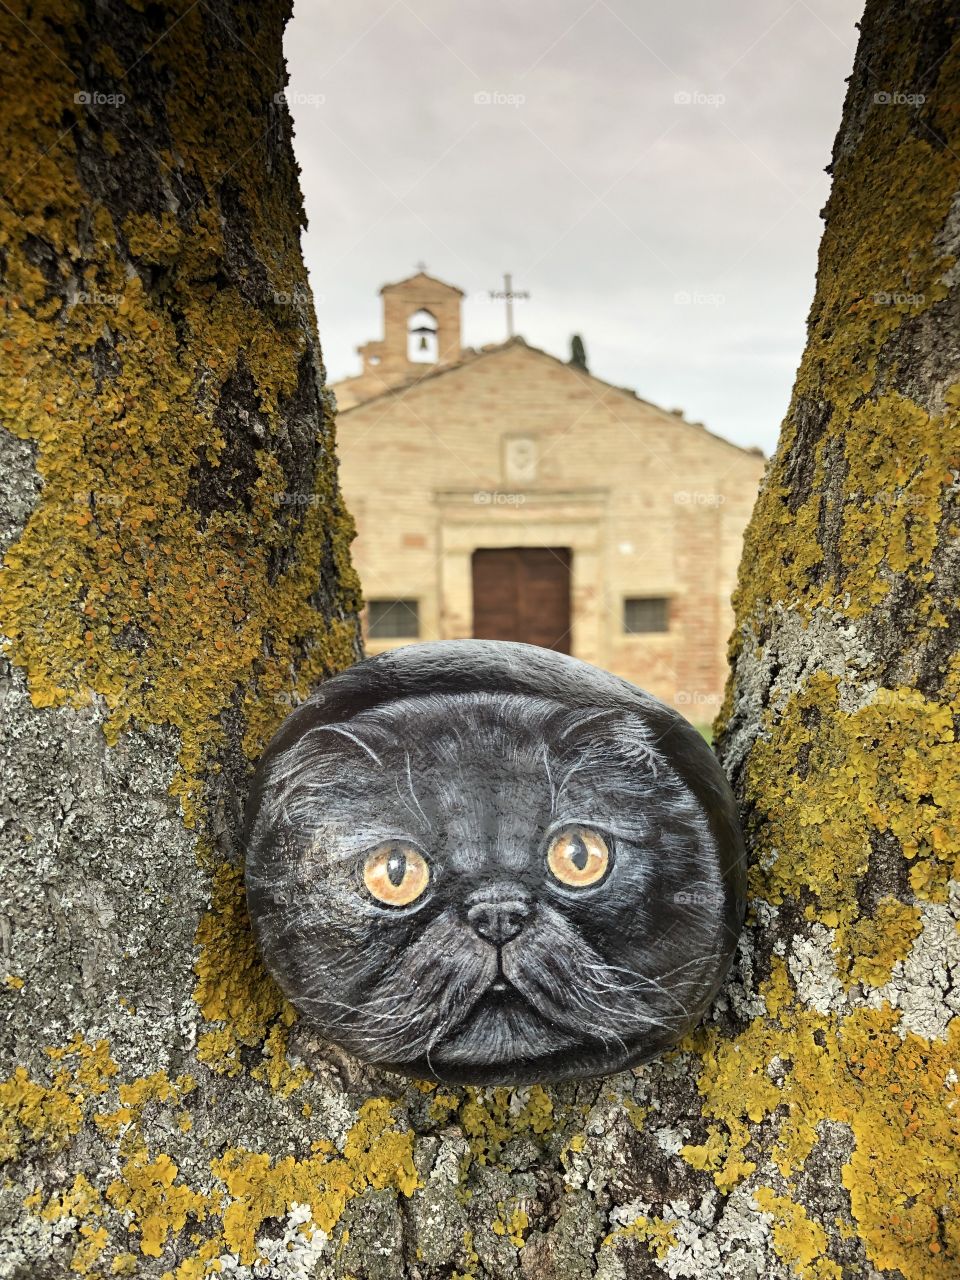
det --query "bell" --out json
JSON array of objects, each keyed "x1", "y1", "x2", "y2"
[{"x1": 419, "y1": 334, "x2": 428, "y2": 351}]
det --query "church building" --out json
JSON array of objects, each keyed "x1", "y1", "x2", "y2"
[{"x1": 332, "y1": 272, "x2": 765, "y2": 721}]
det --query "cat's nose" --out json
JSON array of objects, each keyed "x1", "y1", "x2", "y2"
[{"x1": 466, "y1": 894, "x2": 532, "y2": 944}]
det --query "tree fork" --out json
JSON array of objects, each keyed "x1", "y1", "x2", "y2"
[{"x1": 0, "y1": 0, "x2": 958, "y2": 1277}]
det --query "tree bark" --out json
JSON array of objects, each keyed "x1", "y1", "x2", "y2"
[
  {"x1": 712, "y1": 1, "x2": 960, "y2": 1276},
  {"x1": 1, "y1": 1, "x2": 958, "y2": 1279}
]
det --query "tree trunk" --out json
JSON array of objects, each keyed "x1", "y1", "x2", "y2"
[
  {"x1": 712, "y1": 1, "x2": 960, "y2": 1276},
  {"x1": 1, "y1": 3, "x2": 957, "y2": 1280}
]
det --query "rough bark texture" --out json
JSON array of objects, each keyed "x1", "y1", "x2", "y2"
[
  {"x1": 713, "y1": 0, "x2": 960, "y2": 1276},
  {"x1": 1, "y1": 2, "x2": 958, "y2": 1279}
]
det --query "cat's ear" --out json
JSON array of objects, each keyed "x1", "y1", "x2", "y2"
[
  {"x1": 244, "y1": 748, "x2": 356, "y2": 874},
  {"x1": 604, "y1": 714, "x2": 664, "y2": 778},
  {"x1": 273, "y1": 719, "x2": 391, "y2": 778},
  {"x1": 554, "y1": 706, "x2": 663, "y2": 777}
]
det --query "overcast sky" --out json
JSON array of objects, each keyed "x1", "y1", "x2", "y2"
[{"x1": 285, "y1": 0, "x2": 865, "y2": 456}]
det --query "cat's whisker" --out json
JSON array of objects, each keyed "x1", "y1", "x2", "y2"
[
  {"x1": 581, "y1": 962, "x2": 693, "y2": 1013},
  {"x1": 394, "y1": 777, "x2": 422, "y2": 828},
  {"x1": 592, "y1": 952, "x2": 715, "y2": 987},
  {"x1": 540, "y1": 740, "x2": 556, "y2": 811},
  {"x1": 404, "y1": 750, "x2": 430, "y2": 828}
]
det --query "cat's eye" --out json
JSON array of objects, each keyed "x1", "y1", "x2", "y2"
[
  {"x1": 362, "y1": 842, "x2": 431, "y2": 907},
  {"x1": 546, "y1": 827, "x2": 610, "y2": 888}
]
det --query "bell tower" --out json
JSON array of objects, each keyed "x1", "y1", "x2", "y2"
[{"x1": 357, "y1": 271, "x2": 463, "y2": 389}]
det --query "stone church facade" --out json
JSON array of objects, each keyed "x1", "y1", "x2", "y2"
[{"x1": 332, "y1": 272, "x2": 765, "y2": 721}]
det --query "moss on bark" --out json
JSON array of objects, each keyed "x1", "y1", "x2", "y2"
[
  {"x1": 1, "y1": 0, "x2": 958, "y2": 1277},
  {"x1": 714, "y1": 1, "x2": 960, "y2": 1275}
]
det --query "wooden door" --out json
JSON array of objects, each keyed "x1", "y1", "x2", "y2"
[{"x1": 471, "y1": 548, "x2": 572, "y2": 652}]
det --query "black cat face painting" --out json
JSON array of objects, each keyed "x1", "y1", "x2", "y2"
[{"x1": 243, "y1": 641, "x2": 746, "y2": 1085}]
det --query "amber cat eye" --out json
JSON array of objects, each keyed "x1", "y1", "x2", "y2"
[
  {"x1": 546, "y1": 827, "x2": 610, "y2": 887},
  {"x1": 363, "y1": 842, "x2": 431, "y2": 907}
]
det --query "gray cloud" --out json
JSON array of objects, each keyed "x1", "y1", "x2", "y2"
[{"x1": 287, "y1": 0, "x2": 865, "y2": 455}]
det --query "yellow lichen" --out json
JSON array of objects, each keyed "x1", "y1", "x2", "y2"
[
  {"x1": 711, "y1": 68, "x2": 960, "y2": 1273},
  {"x1": 41, "y1": 1172, "x2": 102, "y2": 1223},
  {"x1": 107, "y1": 1153, "x2": 209, "y2": 1258},
  {"x1": 679, "y1": 1119, "x2": 756, "y2": 1191},
  {"x1": 458, "y1": 1084, "x2": 557, "y2": 1167},
  {"x1": 192, "y1": 861, "x2": 308, "y2": 1089},
  {"x1": 743, "y1": 678, "x2": 958, "y2": 923},
  {"x1": 835, "y1": 896, "x2": 923, "y2": 988},
  {"x1": 602, "y1": 1213, "x2": 679, "y2": 1259},
  {"x1": 250, "y1": 1022, "x2": 310, "y2": 1097},
  {"x1": 456, "y1": 1227, "x2": 481, "y2": 1278},
  {"x1": 2, "y1": 1033, "x2": 420, "y2": 1271},
  {"x1": 0, "y1": 1037, "x2": 117, "y2": 1161},
  {"x1": 621, "y1": 1097, "x2": 648, "y2": 1131},
  {"x1": 70, "y1": 1223, "x2": 111, "y2": 1274},
  {"x1": 727, "y1": 48, "x2": 960, "y2": 632},
  {"x1": 212, "y1": 1098, "x2": 419, "y2": 1263},
  {"x1": 427, "y1": 1091, "x2": 462, "y2": 1124},
  {"x1": 754, "y1": 1188, "x2": 843, "y2": 1279},
  {"x1": 491, "y1": 1201, "x2": 530, "y2": 1248},
  {"x1": 0, "y1": 0, "x2": 360, "y2": 838},
  {"x1": 95, "y1": 1072, "x2": 195, "y2": 1145},
  {"x1": 687, "y1": 970, "x2": 960, "y2": 1275}
]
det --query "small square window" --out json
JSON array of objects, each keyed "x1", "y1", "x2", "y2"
[
  {"x1": 623, "y1": 597, "x2": 669, "y2": 634},
  {"x1": 367, "y1": 599, "x2": 420, "y2": 639}
]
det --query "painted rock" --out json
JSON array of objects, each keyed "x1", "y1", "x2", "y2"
[{"x1": 243, "y1": 640, "x2": 746, "y2": 1085}]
